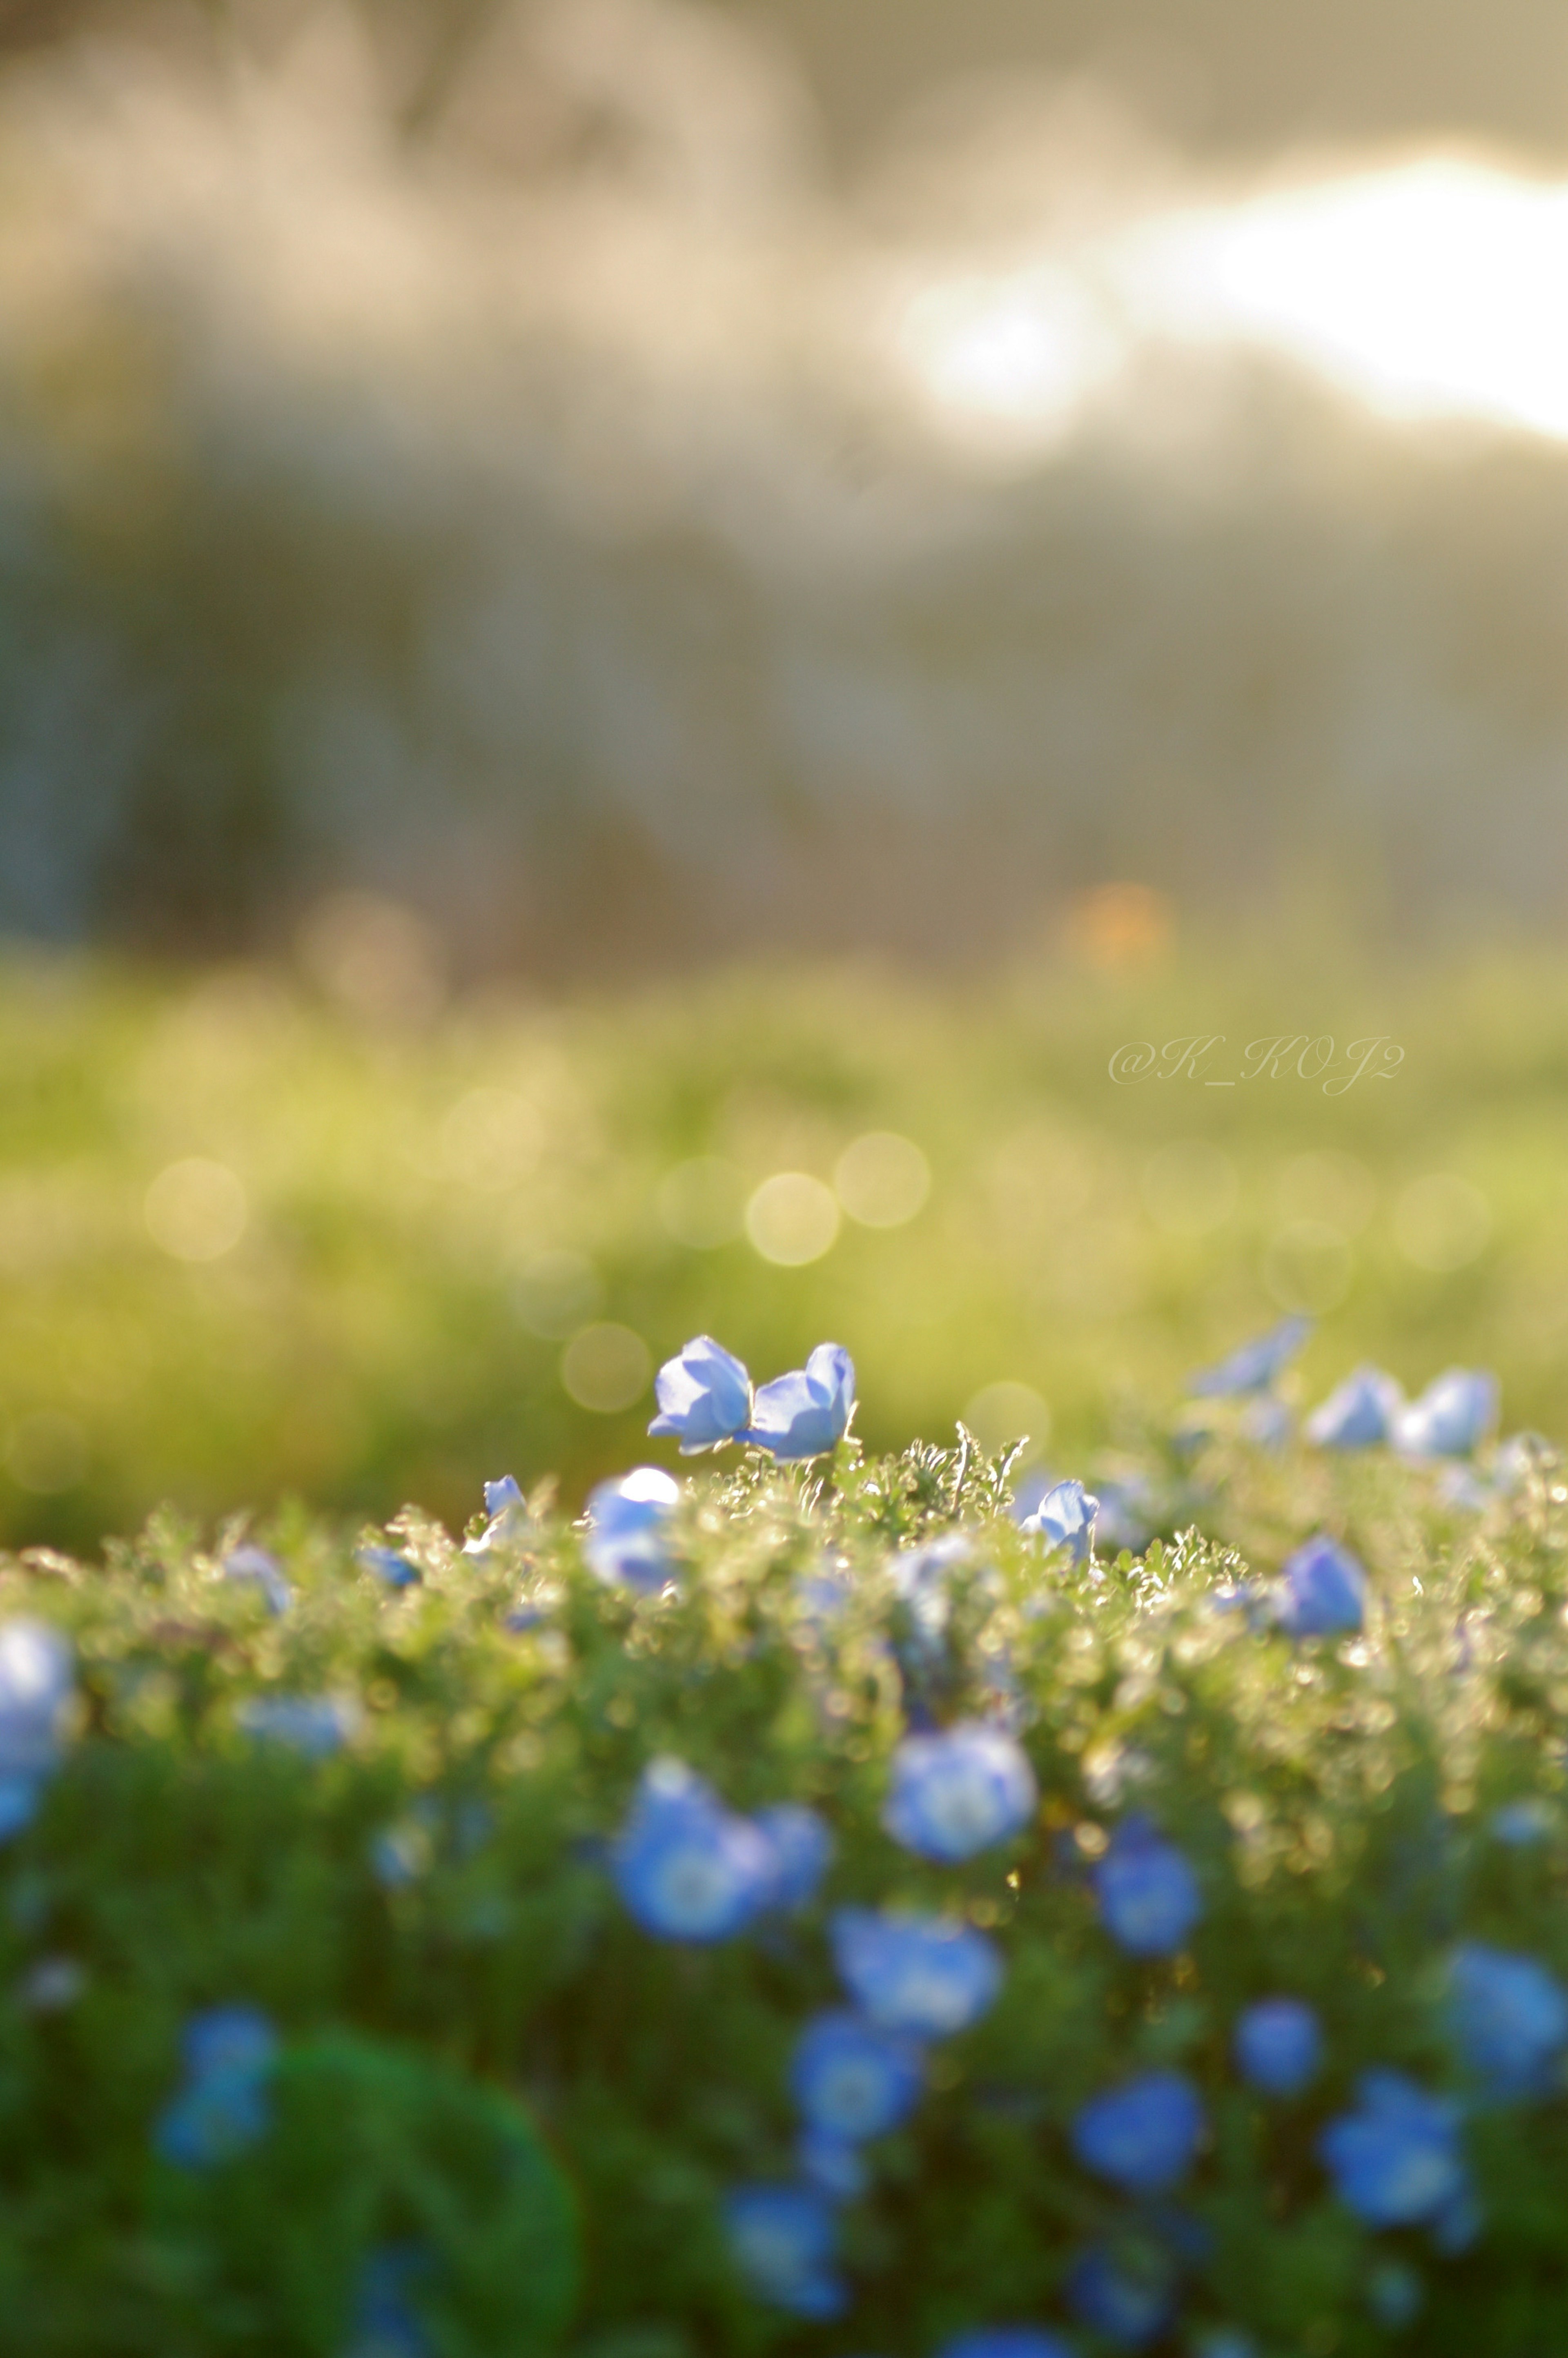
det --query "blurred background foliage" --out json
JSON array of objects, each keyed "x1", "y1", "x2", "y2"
[
  {"x1": 6, "y1": 924, "x2": 1568, "y2": 1552},
  {"x1": 2, "y1": 0, "x2": 1568, "y2": 1546}
]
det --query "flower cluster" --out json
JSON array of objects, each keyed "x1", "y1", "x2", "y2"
[
  {"x1": 610, "y1": 1758, "x2": 830, "y2": 1943},
  {"x1": 0, "y1": 1617, "x2": 75, "y2": 1842}
]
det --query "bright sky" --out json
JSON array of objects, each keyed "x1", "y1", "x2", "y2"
[{"x1": 893, "y1": 157, "x2": 1568, "y2": 454}]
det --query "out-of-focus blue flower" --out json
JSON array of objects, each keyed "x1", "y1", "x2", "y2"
[
  {"x1": 796, "y1": 2126, "x2": 867, "y2": 2201},
  {"x1": 1305, "y1": 1366, "x2": 1405, "y2": 1450},
  {"x1": 345, "y1": 2243, "x2": 436, "y2": 2358},
  {"x1": 0, "y1": 1777, "x2": 38, "y2": 1841},
  {"x1": 755, "y1": 1804, "x2": 833, "y2": 1912},
  {"x1": 183, "y1": 2004, "x2": 278, "y2": 2084},
  {"x1": 936, "y1": 2331, "x2": 1077, "y2": 2358},
  {"x1": 790, "y1": 2011, "x2": 924, "y2": 2142},
  {"x1": 747, "y1": 1345, "x2": 856, "y2": 1462},
  {"x1": 358, "y1": 1546, "x2": 421, "y2": 1589},
  {"x1": 238, "y1": 1694, "x2": 358, "y2": 1756},
  {"x1": 724, "y1": 2184, "x2": 846, "y2": 2319},
  {"x1": 1490, "y1": 1799, "x2": 1554, "y2": 1846},
  {"x1": 155, "y1": 2003, "x2": 278, "y2": 2170},
  {"x1": 890, "y1": 1536, "x2": 969, "y2": 1661},
  {"x1": 1020, "y1": 1480, "x2": 1099, "y2": 1565},
  {"x1": 648, "y1": 1335, "x2": 753, "y2": 1453},
  {"x1": 1234, "y1": 1998, "x2": 1323, "y2": 2096},
  {"x1": 0, "y1": 1619, "x2": 74, "y2": 1780},
  {"x1": 611, "y1": 1759, "x2": 774, "y2": 1943},
  {"x1": 1319, "y1": 2071, "x2": 1468, "y2": 2228},
  {"x1": 584, "y1": 1468, "x2": 681, "y2": 1593},
  {"x1": 831, "y1": 1908, "x2": 1002, "y2": 2037},
  {"x1": 1093, "y1": 1823, "x2": 1203, "y2": 1957},
  {"x1": 1064, "y1": 2242, "x2": 1176, "y2": 2348},
  {"x1": 1072, "y1": 2071, "x2": 1205, "y2": 2196},
  {"x1": 1366, "y1": 2260, "x2": 1424, "y2": 2330},
  {"x1": 463, "y1": 1475, "x2": 531, "y2": 1559},
  {"x1": 1447, "y1": 1942, "x2": 1568, "y2": 2100},
  {"x1": 221, "y1": 1544, "x2": 293, "y2": 1615},
  {"x1": 883, "y1": 1721, "x2": 1037, "y2": 1862},
  {"x1": 1274, "y1": 1535, "x2": 1367, "y2": 1639},
  {"x1": 1188, "y1": 1318, "x2": 1311, "y2": 1398},
  {"x1": 1394, "y1": 1369, "x2": 1499, "y2": 1459}
]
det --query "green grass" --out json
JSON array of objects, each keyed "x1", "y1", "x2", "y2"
[{"x1": 4, "y1": 931, "x2": 1568, "y2": 1554}]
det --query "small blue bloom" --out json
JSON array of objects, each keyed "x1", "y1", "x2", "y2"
[
  {"x1": 0, "y1": 1618, "x2": 74, "y2": 1779},
  {"x1": 484, "y1": 1475, "x2": 525, "y2": 1519},
  {"x1": 1188, "y1": 1317, "x2": 1311, "y2": 1398},
  {"x1": 1064, "y1": 2242, "x2": 1176, "y2": 2348},
  {"x1": 221, "y1": 1545, "x2": 293, "y2": 1615},
  {"x1": 755, "y1": 1804, "x2": 833, "y2": 1912},
  {"x1": 724, "y1": 2183, "x2": 846, "y2": 2319},
  {"x1": 237, "y1": 1694, "x2": 358, "y2": 1756},
  {"x1": 1234, "y1": 1998, "x2": 1323, "y2": 2096},
  {"x1": 1094, "y1": 1824, "x2": 1203, "y2": 1957},
  {"x1": 1394, "y1": 1369, "x2": 1499, "y2": 1459},
  {"x1": 747, "y1": 1344, "x2": 856, "y2": 1462},
  {"x1": 883, "y1": 1721, "x2": 1037, "y2": 1862},
  {"x1": 0, "y1": 1774, "x2": 38, "y2": 1842},
  {"x1": 183, "y1": 2005, "x2": 278, "y2": 2085},
  {"x1": 831, "y1": 1908, "x2": 1002, "y2": 2037},
  {"x1": 1490, "y1": 1799, "x2": 1554, "y2": 1845},
  {"x1": 648, "y1": 1335, "x2": 753, "y2": 1453},
  {"x1": 154, "y1": 2071, "x2": 272, "y2": 2169},
  {"x1": 1020, "y1": 1479, "x2": 1099, "y2": 1565},
  {"x1": 1319, "y1": 2070, "x2": 1468, "y2": 2228},
  {"x1": 795, "y1": 2125, "x2": 867, "y2": 2201},
  {"x1": 790, "y1": 2010, "x2": 924, "y2": 2142},
  {"x1": 463, "y1": 1476, "x2": 530, "y2": 1559},
  {"x1": 347, "y1": 2243, "x2": 436, "y2": 2358},
  {"x1": 1274, "y1": 1534, "x2": 1366, "y2": 1638},
  {"x1": 611, "y1": 1759, "x2": 774, "y2": 1943},
  {"x1": 584, "y1": 1467, "x2": 681, "y2": 1592},
  {"x1": 1305, "y1": 1366, "x2": 1405, "y2": 1450},
  {"x1": 890, "y1": 1535, "x2": 969, "y2": 1662},
  {"x1": 358, "y1": 1546, "x2": 421, "y2": 1589},
  {"x1": 1447, "y1": 1941, "x2": 1568, "y2": 2099},
  {"x1": 936, "y1": 2331, "x2": 1077, "y2": 2358},
  {"x1": 1072, "y1": 2071, "x2": 1205, "y2": 2196}
]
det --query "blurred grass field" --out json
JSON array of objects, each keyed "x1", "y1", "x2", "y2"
[{"x1": 4, "y1": 915, "x2": 1568, "y2": 1554}]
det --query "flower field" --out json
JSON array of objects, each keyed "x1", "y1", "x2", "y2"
[{"x1": 6, "y1": 1307, "x2": 1568, "y2": 2355}]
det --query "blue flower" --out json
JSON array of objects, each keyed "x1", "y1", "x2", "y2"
[
  {"x1": 1093, "y1": 1824, "x2": 1203, "y2": 1957},
  {"x1": 1072, "y1": 2071, "x2": 1205, "y2": 2195},
  {"x1": 611, "y1": 1759, "x2": 774, "y2": 1942},
  {"x1": 790, "y1": 2010, "x2": 924, "y2": 2142},
  {"x1": 755, "y1": 1804, "x2": 833, "y2": 1912},
  {"x1": 747, "y1": 1344, "x2": 855, "y2": 1462},
  {"x1": 1234, "y1": 1998, "x2": 1323, "y2": 2096},
  {"x1": 221, "y1": 1544, "x2": 293, "y2": 1615},
  {"x1": 724, "y1": 2183, "x2": 846, "y2": 2319},
  {"x1": 1490, "y1": 1799, "x2": 1554, "y2": 1846},
  {"x1": 936, "y1": 2331, "x2": 1077, "y2": 2358},
  {"x1": 237, "y1": 1694, "x2": 358, "y2": 1756},
  {"x1": 0, "y1": 1618, "x2": 74, "y2": 1781},
  {"x1": 463, "y1": 1475, "x2": 531, "y2": 1559},
  {"x1": 583, "y1": 1467, "x2": 681, "y2": 1593},
  {"x1": 155, "y1": 2003, "x2": 278, "y2": 2171},
  {"x1": 1304, "y1": 1366, "x2": 1405, "y2": 1449},
  {"x1": 358, "y1": 1546, "x2": 421, "y2": 1589},
  {"x1": 1318, "y1": 2071, "x2": 1468, "y2": 2228},
  {"x1": 1447, "y1": 1941, "x2": 1568, "y2": 2099},
  {"x1": 1065, "y1": 2242, "x2": 1176, "y2": 2348},
  {"x1": 0, "y1": 1777, "x2": 38, "y2": 1842},
  {"x1": 1188, "y1": 1317, "x2": 1311, "y2": 1398},
  {"x1": 795, "y1": 2125, "x2": 867, "y2": 2200},
  {"x1": 830, "y1": 1908, "x2": 1002, "y2": 2036},
  {"x1": 182, "y1": 2004, "x2": 278, "y2": 2084},
  {"x1": 347, "y1": 2243, "x2": 436, "y2": 2358},
  {"x1": 1020, "y1": 1479, "x2": 1099, "y2": 1565},
  {"x1": 648, "y1": 1335, "x2": 753, "y2": 1453},
  {"x1": 883, "y1": 1721, "x2": 1037, "y2": 1862},
  {"x1": 1274, "y1": 1534, "x2": 1366, "y2": 1638},
  {"x1": 1394, "y1": 1369, "x2": 1499, "y2": 1459}
]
